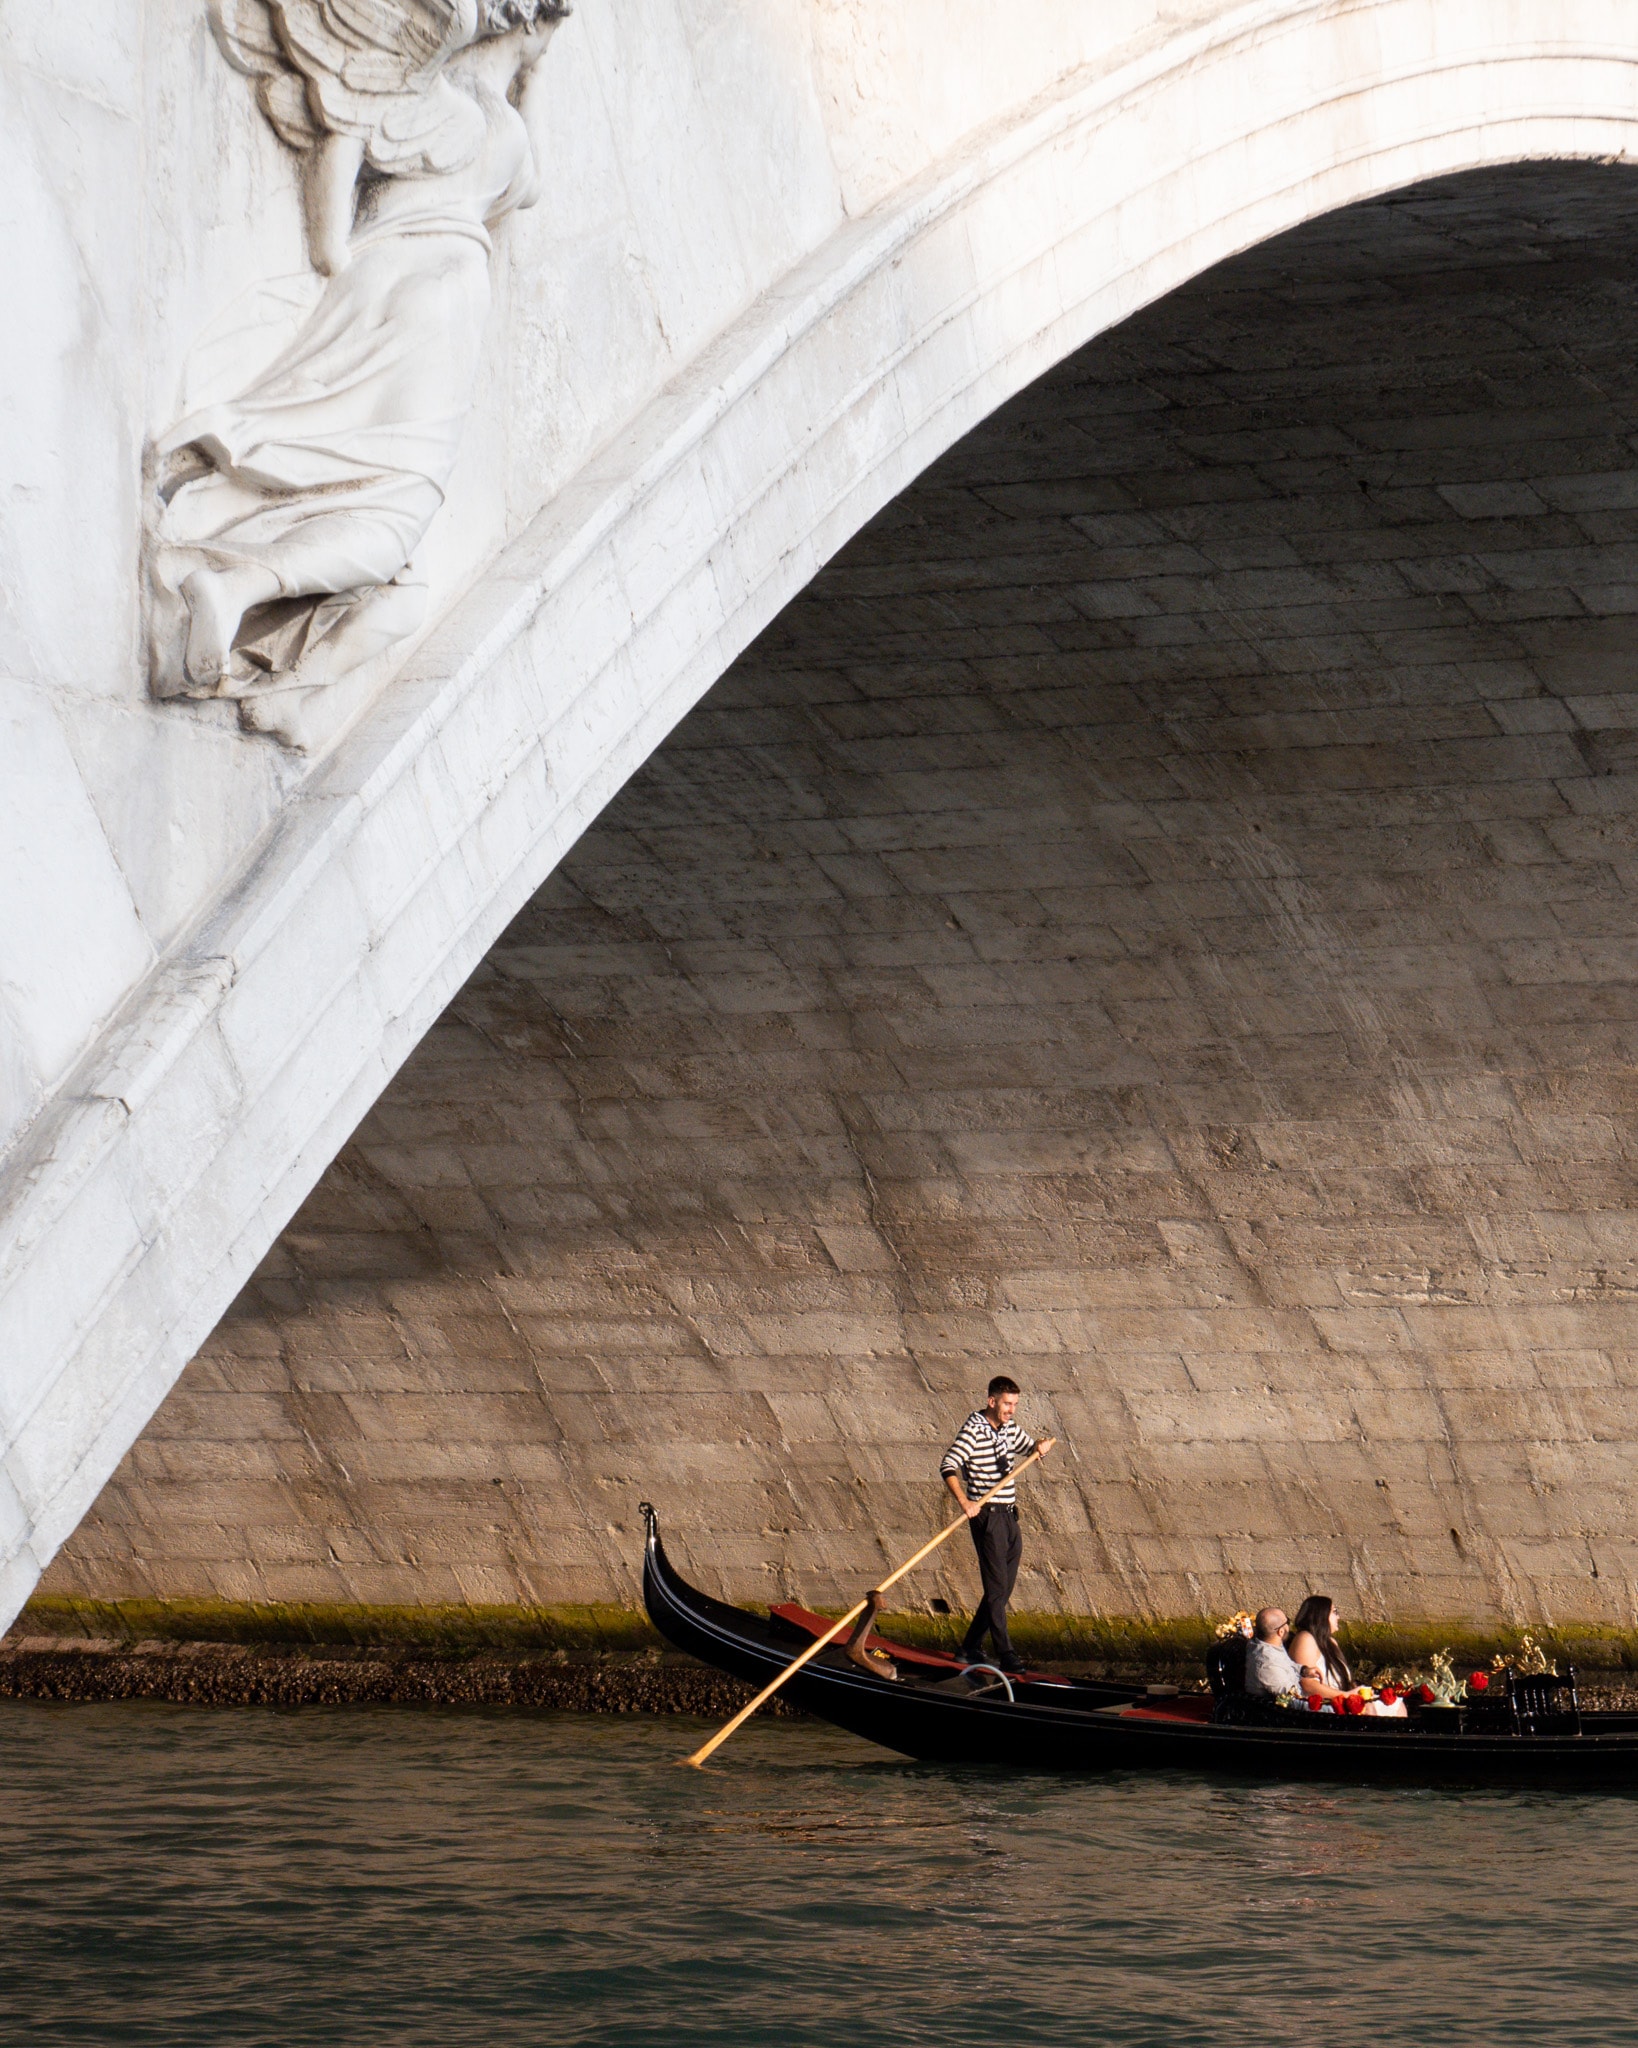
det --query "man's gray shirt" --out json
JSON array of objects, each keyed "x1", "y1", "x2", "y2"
[{"x1": 1245, "y1": 1639, "x2": 1303, "y2": 1695}]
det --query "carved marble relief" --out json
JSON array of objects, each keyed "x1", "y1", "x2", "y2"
[{"x1": 148, "y1": 0, "x2": 568, "y2": 739}]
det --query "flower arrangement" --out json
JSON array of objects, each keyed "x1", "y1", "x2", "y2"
[
  {"x1": 1364, "y1": 1631, "x2": 1557, "y2": 1710},
  {"x1": 1368, "y1": 1648, "x2": 1468, "y2": 1706},
  {"x1": 1362, "y1": 1629, "x2": 1565, "y2": 1713},
  {"x1": 1213, "y1": 1612, "x2": 1255, "y2": 1641}
]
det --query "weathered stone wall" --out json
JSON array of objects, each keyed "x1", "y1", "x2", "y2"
[{"x1": 46, "y1": 166, "x2": 1638, "y2": 1630}]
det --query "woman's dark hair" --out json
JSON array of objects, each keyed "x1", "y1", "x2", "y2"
[{"x1": 1290, "y1": 1595, "x2": 1351, "y2": 1687}]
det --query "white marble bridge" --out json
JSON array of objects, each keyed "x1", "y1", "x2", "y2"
[{"x1": 7, "y1": 1, "x2": 1638, "y2": 1631}]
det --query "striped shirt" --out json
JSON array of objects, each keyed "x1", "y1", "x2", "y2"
[{"x1": 941, "y1": 1411, "x2": 1037, "y2": 1508}]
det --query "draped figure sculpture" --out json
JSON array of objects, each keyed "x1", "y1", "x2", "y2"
[{"x1": 148, "y1": 0, "x2": 568, "y2": 733}]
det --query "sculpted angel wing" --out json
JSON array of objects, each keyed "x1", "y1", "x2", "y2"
[
  {"x1": 211, "y1": 0, "x2": 322, "y2": 147},
  {"x1": 209, "y1": 0, "x2": 484, "y2": 171}
]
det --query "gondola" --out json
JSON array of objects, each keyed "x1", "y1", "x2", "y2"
[{"x1": 643, "y1": 1505, "x2": 1638, "y2": 1785}]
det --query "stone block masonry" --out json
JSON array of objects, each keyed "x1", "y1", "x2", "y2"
[{"x1": 37, "y1": 165, "x2": 1638, "y2": 1636}]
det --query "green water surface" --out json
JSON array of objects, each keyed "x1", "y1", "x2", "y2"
[{"x1": 3, "y1": 1700, "x2": 1635, "y2": 2046}]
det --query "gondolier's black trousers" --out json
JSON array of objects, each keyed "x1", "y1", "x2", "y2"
[{"x1": 962, "y1": 1503, "x2": 1022, "y2": 1668}]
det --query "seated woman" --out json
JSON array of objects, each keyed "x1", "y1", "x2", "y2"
[{"x1": 1288, "y1": 1594, "x2": 1407, "y2": 1717}]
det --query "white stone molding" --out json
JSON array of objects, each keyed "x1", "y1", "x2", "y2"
[
  {"x1": 6, "y1": 0, "x2": 1638, "y2": 1628},
  {"x1": 148, "y1": 0, "x2": 570, "y2": 718}
]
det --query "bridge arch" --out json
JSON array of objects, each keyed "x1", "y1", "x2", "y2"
[{"x1": 7, "y1": 0, "x2": 1638, "y2": 1626}]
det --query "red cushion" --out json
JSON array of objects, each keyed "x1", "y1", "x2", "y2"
[
  {"x1": 765, "y1": 1602, "x2": 1077, "y2": 1683},
  {"x1": 768, "y1": 1602, "x2": 964, "y2": 1671}
]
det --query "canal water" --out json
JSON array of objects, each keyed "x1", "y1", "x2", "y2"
[{"x1": 5, "y1": 1701, "x2": 1637, "y2": 2047}]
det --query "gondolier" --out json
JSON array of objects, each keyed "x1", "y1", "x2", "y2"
[{"x1": 941, "y1": 1376, "x2": 1056, "y2": 1674}]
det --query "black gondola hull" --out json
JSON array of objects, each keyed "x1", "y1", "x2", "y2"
[{"x1": 642, "y1": 1507, "x2": 1638, "y2": 1786}]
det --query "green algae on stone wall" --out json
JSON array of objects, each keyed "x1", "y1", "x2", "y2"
[
  {"x1": 13, "y1": 1597, "x2": 660, "y2": 1656},
  {"x1": 16, "y1": 1597, "x2": 1638, "y2": 1679}
]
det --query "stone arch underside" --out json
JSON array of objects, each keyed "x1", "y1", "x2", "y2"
[
  {"x1": 42, "y1": 157, "x2": 1638, "y2": 1633},
  {"x1": 8, "y1": 2, "x2": 1638, "y2": 1630}
]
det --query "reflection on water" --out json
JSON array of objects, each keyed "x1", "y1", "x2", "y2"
[{"x1": 5, "y1": 1701, "x2": 1638, "y2": 2047}]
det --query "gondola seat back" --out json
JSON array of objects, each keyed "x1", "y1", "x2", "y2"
[
  {"x1": 1508, "y1": 1666, "x2": 1581, "y2": 1737},
  {"x1": 1208, "y1": 1634, "x2": 1248, "y2": 1698}
]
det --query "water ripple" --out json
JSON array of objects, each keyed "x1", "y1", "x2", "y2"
[{"x1": 4, "y1": 1702, "x2": 1638, "y2": 2046}]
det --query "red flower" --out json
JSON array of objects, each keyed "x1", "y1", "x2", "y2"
[
  {"x1": 1379, "y1": 1686, "x2": 1398, "y2": 1705},
  {"x1": 1346, "y1": 1693, "x2": 1365, "y2": 1715},
  {"x1": 1417, "y1": 1683, "x2": 1435, "y2": 1704},
  {"x1": 1307, "y1": 1694, "x2": 1326, "y2": 1712},
  {"x1": 1470, "y1": 1671, "x2": 1489, "y2": 1691}
]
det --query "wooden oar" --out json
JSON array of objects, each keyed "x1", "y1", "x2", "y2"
[{"x1": 682, "y1": 1444, "x2": 1050, "y2": 1768}]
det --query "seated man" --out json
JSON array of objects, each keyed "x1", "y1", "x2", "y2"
[{"x1": 1244, "y1": 1608, "x2": 1304, "y2": 1695}]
